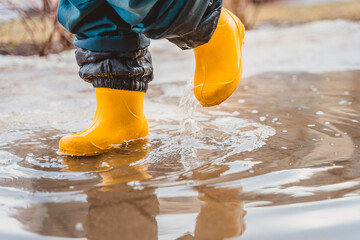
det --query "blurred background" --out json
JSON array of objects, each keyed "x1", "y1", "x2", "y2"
[{"x1": 1, "y1": 0, "x2": 359, "y2": 56}]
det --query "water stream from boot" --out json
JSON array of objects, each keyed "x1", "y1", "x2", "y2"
[{"x1": 178, "y1": 79, "x2": 201, "y2": 170}]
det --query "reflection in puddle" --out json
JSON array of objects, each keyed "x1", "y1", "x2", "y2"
[{"x1": 0, "y1": 71, "x2": 360, "y2": 239}]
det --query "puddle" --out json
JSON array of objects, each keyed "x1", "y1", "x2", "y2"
[
  {"x1": 1, "y1": 66, "x2": 360, "y2": 239},
  {"x1": 1, "y1": 19, "x2": 360, "y2": 240}
]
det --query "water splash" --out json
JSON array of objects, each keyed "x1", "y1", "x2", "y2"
[
  {"x1": 178, "y1": 78, "x2": 201, "y2": 170},
  {"x1": 178, "y1": 78, "x2": 199, "y2": 134}
]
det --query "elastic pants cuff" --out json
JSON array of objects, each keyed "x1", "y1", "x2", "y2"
[{"x1": 75, "y1": 48, "x2": 153, "y2": 92}]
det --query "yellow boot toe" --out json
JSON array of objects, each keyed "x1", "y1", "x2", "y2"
[{"x1": 59, "y1": 134, "x2": 106, "y2": 156}]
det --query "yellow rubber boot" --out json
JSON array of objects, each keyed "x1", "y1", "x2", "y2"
[
  {"x1": 59, "y1": 88, "x2": 148, "y2": 156},
  {"x1": 194, "y1": 7, "x2": 245, "y2": 107}
]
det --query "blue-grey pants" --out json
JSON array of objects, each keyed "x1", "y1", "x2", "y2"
[{"x1": 57, "y1": 0, "x2": 223, "y2": 91}]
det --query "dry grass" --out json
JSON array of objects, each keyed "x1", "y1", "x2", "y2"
[
  {"x1": 223, "y1": 0, "x2": 261, "y2": 29},
  {"x1": 0, "y1": 0, "x2": 74, "y2": 56},
  {"x1": 0, "y1": 17, "x2": 52, "y2": 45},
  {"x1": 256, "y1": 0, "x2": 360, "y2": 24},
  {"x1": 0, "y1": 17, "x2": 74, "y2": 55},
  {"x1": 224, "y1": 0, "x2": 360, "y2": 28}
]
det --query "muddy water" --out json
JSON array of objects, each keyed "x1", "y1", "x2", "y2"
[{"x1": 0, "y1": 65, "x2": 360, "y2": 239}]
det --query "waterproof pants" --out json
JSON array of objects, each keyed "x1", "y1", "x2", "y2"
[{"x1": 57, "y1": 0, "x2": 222, "y2": 91}]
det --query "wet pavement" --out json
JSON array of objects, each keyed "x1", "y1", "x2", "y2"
[{"x1": 1, "y1": 21, "x2": 360, "y2": 240}]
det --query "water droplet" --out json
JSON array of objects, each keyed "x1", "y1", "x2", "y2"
[
  {"x1": 338, "y1": 100, "x2": 347, "y2": 105},
  {"x1": 251, "y1": 110, "x2": 259, "y2": 114},
  {"x1": 282, "y1": 130, "x2": 288, "y2": 133},
  {"x1": 310, "y1": 85, "x2": 318, "y2": 92},
  {"x1": 259, "y1": 116, "x2": 266, "y2": 122},
  {"x1": 75, "y1": 222, "x2": 84, "y2": 231},
  {"x1": 238, "y1": 99, "x2": 245, "y2": 103},
  {"x1": 316, "y1": 111, "x2": 324, "y2": 115},
  {"x1": 307, "y1": 124, "x2": 316, "y2": 127},
  {"x1": 100, "y1": 162, "x2": 110, "y2": 167}
]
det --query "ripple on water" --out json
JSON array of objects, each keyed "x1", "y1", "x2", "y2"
[{"x1": 0, "y1": 71, "x2": 360, "y2": 239}]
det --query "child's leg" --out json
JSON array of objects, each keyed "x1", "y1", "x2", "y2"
[
  {"x1": 57, "y1": 0, "x2": 242, "y2": 156},
  {"x1": 57, "y1": 0, "x2": 150, "y2": 52},
  {"x1": 58, "y1": 1, "x2": 154, "y2": 156}
]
